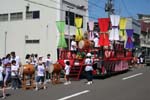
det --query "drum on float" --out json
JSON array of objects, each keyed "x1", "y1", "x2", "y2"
[
  {"x1": 49, "y1": 63, "x2": 62, "y2": 74},
  {"x1": 21, "y1": 64, "x2": 35, "y2": 75},
  {"x1": 78, "y1": 39, "x2": 92, "y2": 49}
]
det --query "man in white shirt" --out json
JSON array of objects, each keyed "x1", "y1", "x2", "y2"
[
  {"x1": 93, "y1": 34, "x2": 99, "y2": 48},
  {"x1": 10, "y1": 51, "x2": 22, "y2": 88},
  {"x1": 45, "y1": 54, "x2": 53, "y2": 82},
  {"x1": 71, "y1": 35, "x2": 77, "y2": 52}
]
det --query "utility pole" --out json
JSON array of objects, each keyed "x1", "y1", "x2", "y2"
[
  {"x1": 67, "y1": 6, "x2": 74, "y2": 50},
  {"x1": 105, "y1": 0, "x2": 115, "y2": 17}
]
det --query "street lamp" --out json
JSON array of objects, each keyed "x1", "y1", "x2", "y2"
[
  {"x1": 4, "y1": 31, "x2": 7, "y2": 56},
  {"x1": 67, "y1": 6, "x2": 74, "y2": 50}
]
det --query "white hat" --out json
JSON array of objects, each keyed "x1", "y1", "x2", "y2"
[{"x1": 86, "y1": 53, "x2": 92, "y2": 57}]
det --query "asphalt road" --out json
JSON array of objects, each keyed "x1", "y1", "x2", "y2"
[{"x1": 3, "y1": 66, "x2": 150, "y2": 100}]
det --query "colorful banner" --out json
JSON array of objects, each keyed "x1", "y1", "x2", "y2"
[
  {"x1": 88, "y1": 21, "x2": 94, "y2": 40},
  {"x1": 119, "y1": 18, "x2": 127, "y2": 41},
  {"x1": 75, "y1": 17, "x2": 83, "y2": 41},
  {"x1": 56, "y1": 21, "x2": 67, "y2": 48},
  {"x1": 125, "y1": 29, "x2": 134, "y2": 49},
  {"x1": 109, "y1": 15, "x2": 120, "y2": 41},
  {"x1": 98, "y1": 18, "x2": 110, "y2": 46}
]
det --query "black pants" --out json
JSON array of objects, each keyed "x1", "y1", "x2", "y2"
[
  {"x1": 11, "y1": 76, "x2": 19, "y2": 89},
  {"x1": 46, "y1": 71, "x2": 51, "y2": 80},
  {"x1": 86, "y1": 71, "x2": 93, "y2": 81}
]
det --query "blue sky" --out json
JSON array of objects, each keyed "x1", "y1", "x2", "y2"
[{"x1": 88, "y1": 0, "x2": 150, "y2": 21}]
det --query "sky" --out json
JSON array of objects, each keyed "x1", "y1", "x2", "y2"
[{"x1": 88, "y1": 0, "x2": 150, "y2": 21}]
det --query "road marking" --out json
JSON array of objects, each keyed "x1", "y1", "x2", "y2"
[
  {"x1": 57, "y1": 90, "x2": 90, "y2": 100},
  {"x1": 122, "y1": 73, "x2": 143, "y2": 80},
  {"x1": 0, "y1": 87, "x2": 11, "y2": 90}
]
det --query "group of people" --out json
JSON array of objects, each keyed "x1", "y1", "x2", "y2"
[
  {"x1": 0, "y1": 51, "x2": 21, "y2": 99},
  {"x1": 0, "y1": 52, "x2": 55, "y2": 98},
  {"x1": 0, "y1": 50, "x2": 95, "y2": 99},
  {"x1": 25, "y1": 53, "x2": 53, "y2": 90},
  {"x1": 63, "y1": 52, "x2": 94, "y2": 85}
]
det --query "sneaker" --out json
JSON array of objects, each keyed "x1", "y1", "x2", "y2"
[
  {"x1": 90, "y1": 81, "x2": 93, "y2": 84},
  {"x1": 2, "y1": 96, "x2": 6, "y2": 99},
  {"x1": 43, "y1": 86, "x2": 47, "y2": 90},
  {"x1": 86, "y1": 82, "x2": 91, "y2": 85},
  {"x1": 35, "y1": 88, "x2": 38, "y2": 91},
  {"x1": 68, "y1": 81, "x2": 71, "y2": 84},
  {"x1": 64, "y1": 82, "x2": 69, "y2": 85}
]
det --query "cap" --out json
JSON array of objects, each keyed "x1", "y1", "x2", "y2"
[{"x1": 86, "y1": 53, "x2": 92, "y2": 57}]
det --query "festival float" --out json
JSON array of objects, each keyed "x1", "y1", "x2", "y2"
[{"x1": 57, "y1": 15, "x2": 133, "y2": 80}]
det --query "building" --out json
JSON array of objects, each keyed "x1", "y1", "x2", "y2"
[
  {"x1": 0, "y1": 0, "x2": 88, "y2": 63},
  {"x1": 138, "y1": 14, "x2": 150, "y2": 56}
]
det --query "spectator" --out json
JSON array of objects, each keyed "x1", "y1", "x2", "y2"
[
  {"x1": 11, "y1": 60, "x2": 19, "y2": 90},
  {"x1": 35, "y1": 56, "x2": 46, "y2": 91},
  {"x1": 10, "y1": 51, "x2": 22, "y2": 88},
  {"x1": 71, "y1": 35, "x2": 77, "y2": 53},
  {"x1": 25, "y1": 54, "x2": 32, "y2": 64},
  {"x1": 45, "y1": 54, "x2": 52, "y2": 83},
  {"x1": 0, "y1": 61, "x2": 6, "y2": 99},
  {"x1": 64, "y1": 61, "x2": 71, "y2": 85},
  {"x1": 84, "y1": 53, "x2": 93, "y2": 85},
  {"x1": 93, "y1": 34, "x2": 99, "y2": 48},
  {"x1": 34, "y1": 54, "x2": 38, "y2": 69},
  {"x1": 3, "y1": 54, "x2": 11, "y2": 86}
]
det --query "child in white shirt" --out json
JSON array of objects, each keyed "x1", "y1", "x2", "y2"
[
  {"x1": 85, "y1": 53, "x2": 93, "y2": 85},
  {"x1": 64, "y1": 61, "x2": 71, "y2": 85},
  {"x1": 11, "y1": 60, "x2": 19, "y2": 90},
  {"x1": 35, "y1": 57, "x2": 46, "y2": 91}
]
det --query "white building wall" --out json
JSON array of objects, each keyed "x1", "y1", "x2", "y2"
[
  {"x1": 61, "y1": 0, "x2": 88, "y2": 36},
  {"x1": 0, "y1": 0, "x2": 88, "y2": 64}
]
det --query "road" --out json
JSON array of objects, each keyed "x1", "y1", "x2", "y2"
[{"x1": 3, "y1": 67, "x2": 150, "y2": 100}]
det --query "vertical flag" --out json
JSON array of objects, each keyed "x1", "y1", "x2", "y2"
[{"x1": 56, "y1": 21, "x2": 67, "y2": 48}]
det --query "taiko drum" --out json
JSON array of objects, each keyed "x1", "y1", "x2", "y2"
[
  {"x1": 78, "y1": 40, "x2": 92, "y2": 49},
  {"x1": 22, "y1": 64, "x2": 35, "y2": 75},
  {"x1": 49, "y1": 63, "x2": 62, "y2": 74}
]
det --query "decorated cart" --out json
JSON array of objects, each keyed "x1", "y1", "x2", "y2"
[{"x1": 56, "y1": 15, "x2": 133, "y2": 80}]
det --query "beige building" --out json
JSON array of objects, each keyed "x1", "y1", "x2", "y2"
[
  {"x1": 0, "y1": 0, "x2": 88, "y2": 63},
  {"x1": 138, "y1": 14, "x2": 150, "y2": 55}
]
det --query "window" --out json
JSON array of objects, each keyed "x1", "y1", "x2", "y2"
[
  {"x1": 25, "y1": 39, "x2": 40, "y2": 44},
  {"x1": 10, "y1": 12, "x2": 23, "y2": 21},
  {"x1": 65, "y1": 11, "x2": 75, "y2": 26},
  {"x1": 65, "y1": 11, "x2": 84, "y2": 27},
  {"x1": 0, "y1": 14, "x2": 8, "y2": 22},
  {"x1": 26, "y1": 11, "x2": 40, "y2": 19}
]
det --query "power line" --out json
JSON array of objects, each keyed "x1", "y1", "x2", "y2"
[
  {"x1": 24, "y1": 0, "x2": 98, "y2": 20},
  {"x1": 84, "y1": 0, "x2": 104, "y2": 9},
  {"x1": 121, "y1": 0, "x2": 135, "y2": 18},
  {"x1": 50, "y1": 0, "x2": 105, "y2": 20}
]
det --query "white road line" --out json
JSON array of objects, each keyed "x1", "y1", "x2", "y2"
[
  {"x1": 122, "y1": 73, "x2": 143, "y2": 80},
  {"x1": 0, "y1": 87, "x2": 11, "y2": 90},
  {"x1": 57, "y1": 90, "x2": 90, "y2": 100}
]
